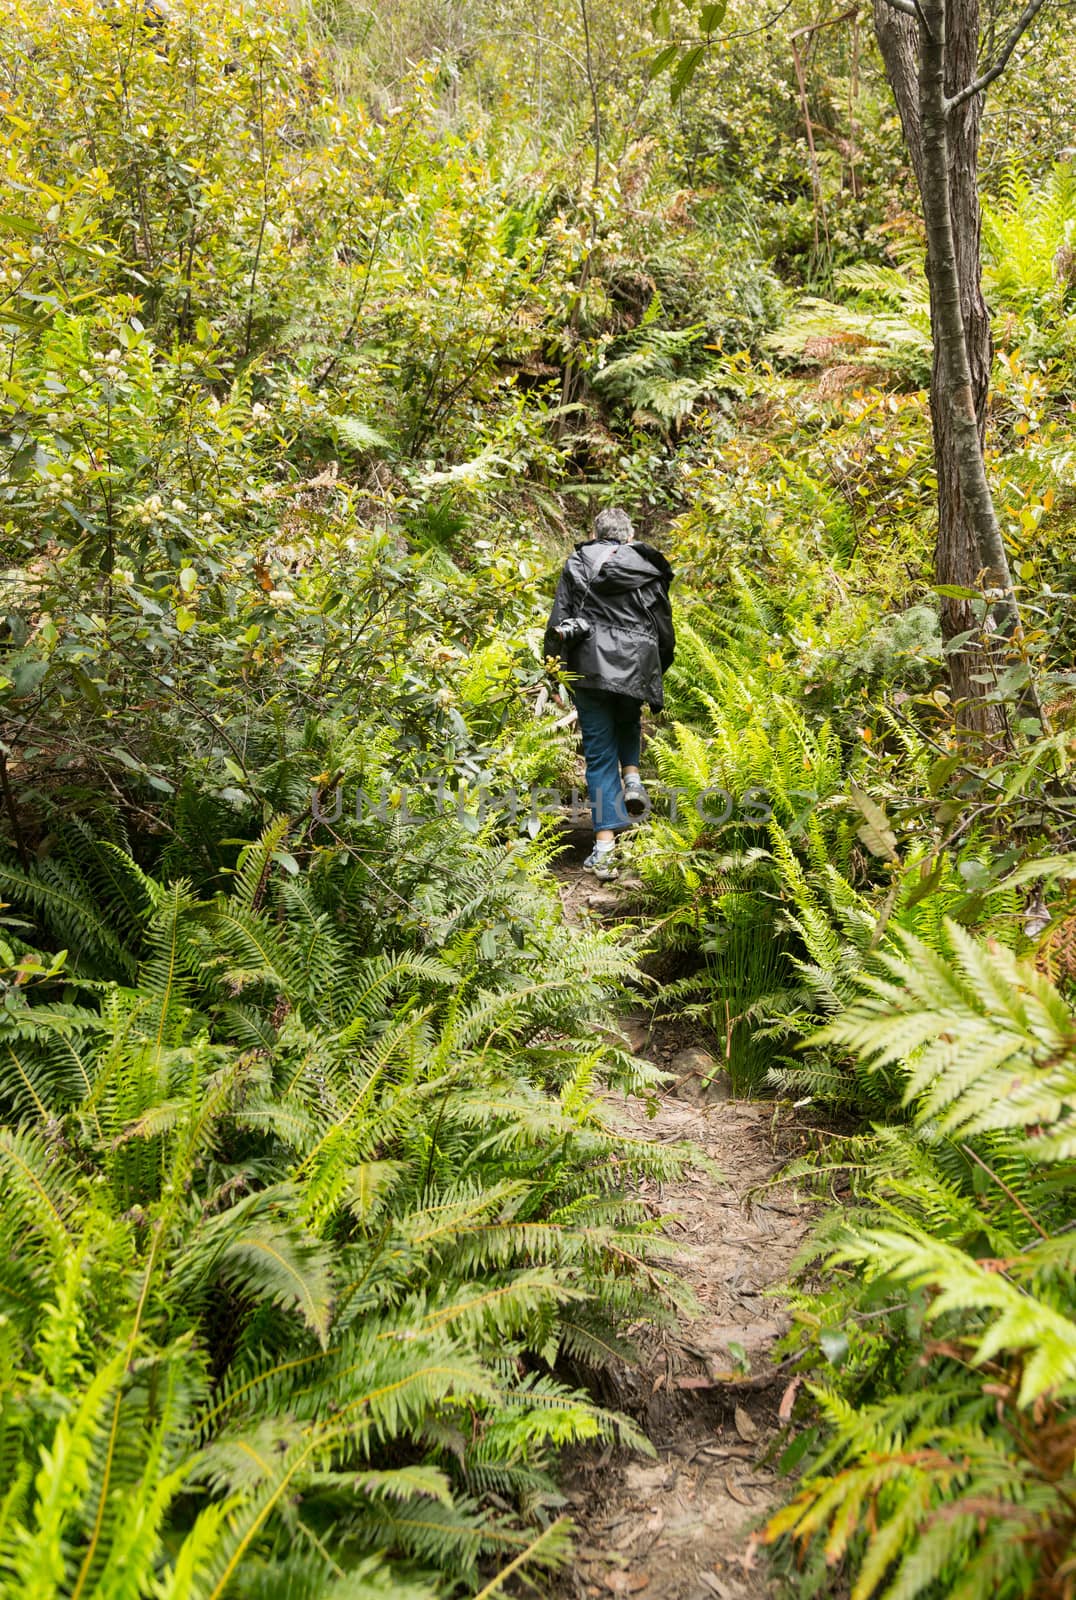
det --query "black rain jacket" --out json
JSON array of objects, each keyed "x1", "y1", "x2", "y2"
[{"x1": 543, "y1": 539, "x2": 675, "y2": 710}]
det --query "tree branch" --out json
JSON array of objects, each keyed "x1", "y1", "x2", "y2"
[
  {"x1": 878, "y1": 0, "x2": 917, "y2": 15},
  {"x1": 872, "y1": 0, "x2": 923, "y2": 187},
  {"x1": 578, "y1": 0, "x2": 601, "y2": 192},
  {"x1": 946, "y1": 0, "x2": 1053, "y2": 109},
  {"x1": 788, "y1": 5, "x2": 860, "y2": 261}
]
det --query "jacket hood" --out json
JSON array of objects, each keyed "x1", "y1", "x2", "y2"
[{"x1": 572, "y1": 539, "x2": 674, "y2": 595}]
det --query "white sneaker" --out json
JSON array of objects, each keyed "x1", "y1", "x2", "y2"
[{"x1": 583, "y1": 843, "x2": 618, "y2": 881}]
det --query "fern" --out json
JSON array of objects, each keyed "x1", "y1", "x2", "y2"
[
  {"x1": 764, "y1": 919, "x2": 1076, "y2": 1597},
  {"x1": 589, "y1": 322, "x2": 743, "y2": 429},
  {"x1": 982, "y1": 159, "x2": 1076, "y2": 314},
  {"x1": 767, "y1": 262, "x2": 933, "y2": 388},
  {"x1": 0, "y1": 815, "x2": 695, "y2": 1597}
]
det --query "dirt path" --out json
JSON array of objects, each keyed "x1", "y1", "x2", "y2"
[{"x1": 554, "y1": 858, "x2": 815, "y2": 1600}]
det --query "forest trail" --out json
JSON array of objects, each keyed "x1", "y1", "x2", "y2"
[{"x1": 553, "y1": 854, "x2": 815, "y2": 1600}]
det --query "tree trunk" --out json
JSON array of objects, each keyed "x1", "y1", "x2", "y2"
[{"x1": 873, "y1": 0, "x2": 1022, "y2": 735}]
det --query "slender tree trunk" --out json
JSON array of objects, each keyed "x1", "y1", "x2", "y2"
[{"x1": 873, "y1": 0, "x2": 1025, "y2": 735}]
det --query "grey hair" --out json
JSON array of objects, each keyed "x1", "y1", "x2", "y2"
[{"x1": 593, "y1": 507, "x2": 635, "y2": 543}]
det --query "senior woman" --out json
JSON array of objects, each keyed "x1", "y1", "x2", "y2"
[{"x1": 543, "y1": 508, "x2": 675, "y2": 880}]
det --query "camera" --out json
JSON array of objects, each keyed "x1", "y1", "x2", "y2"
[{"x1": 553, "y1": 615, "x2": 593, "y2": 644}]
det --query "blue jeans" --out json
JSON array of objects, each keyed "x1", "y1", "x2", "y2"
[{"x1": 572, "y1": 687, "x2": 642, "y2": 834}]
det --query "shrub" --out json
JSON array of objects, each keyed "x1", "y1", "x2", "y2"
[{"x1": 0, "y1": 816, "x2": 693, "y2": 1595}]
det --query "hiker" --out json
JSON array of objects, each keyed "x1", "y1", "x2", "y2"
[{"x1": 543, "y1": 508, "x2": 675, "y2": 881}]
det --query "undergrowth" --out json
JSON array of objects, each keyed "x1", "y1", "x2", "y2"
[
  {"x1": 3, "y1": 2, "x2": 1076, "y2": 1596},
  {"x1": 0, "y1": 813, "x2": 692, "y2": 1595}
]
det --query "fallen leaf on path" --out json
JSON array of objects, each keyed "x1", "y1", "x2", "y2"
[
  {"x1": 699, "y1": 1573, "x2": 732, "y2": 1599},
  {"x1": 733, "y1": 1405, "x2": 758, "y2": 1442},
  {"x1": 612, "y1": 1514, "x2": 661, "y2": 1551},
  {"x1": 604, "y1": 1573, "x2": 650, "y2": 1595},
  {"x1": 724, "y1": 1474, "x2": 754, "y2": 1506},
  {"x1": 673, "y1": 1374, "x2": 714, "y2": 1391},
  {"x1": 740, "y1": 1537, "x2": 760, "y2": 1572},
  {"x1": 778, "y1": 1376, "x2": 803, "y2": 1420}
]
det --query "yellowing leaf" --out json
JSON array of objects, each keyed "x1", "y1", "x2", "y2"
[{"x1": 850, "y1": 783, "x2": 898, "y2": 862}]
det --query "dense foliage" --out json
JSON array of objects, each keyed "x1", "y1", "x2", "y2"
[
  {"x1": 2, "y1": 0, "x2": 1075, "y2": 1596},
  {"x1": 0, "y1": 811, "x2": 695, "y2": 1596}
]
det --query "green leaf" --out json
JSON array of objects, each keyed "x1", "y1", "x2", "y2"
[
  {"x1": 670, "y1": 45, "x2": 706, "y2": 103},
  {"x1": 11, "y1": 658, "x2": 48, "y2": 697},
  {"x1": 992, "y1": 660, "x2": 1031, "y2": 698},
  {"x1": 699, "y1": 1, "x2": 728, "y2": 31},
  {"x1": 927, "y1": 753, "x2": 963, "y2": 794},
  {"x1": 648, "y1": 43, "x2": 679, "y2": 78},
  {"x1": 988, "y1": 853, "x2": 1076, "y2": 890},
  {"x1": 0, "y1": 212, "x2": 40, "y2": 237},
  {"x1": 777, "y1": 1427, "x2": 817, "y2": 1474},
  {"x1": 903, "y1": 862, "x2": 944, "y2": 909},
  {"x1": 0, "y1": 307, "x2": 52, "y2": 333}
]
